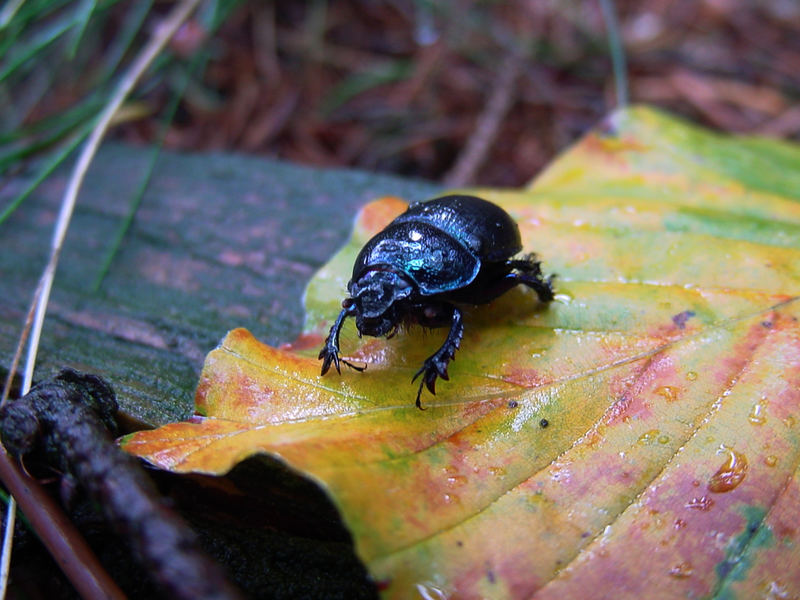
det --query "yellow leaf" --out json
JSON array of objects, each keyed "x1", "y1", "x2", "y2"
[{"x1": 123, "y1": 106, "x2": 800, "y2": 599}]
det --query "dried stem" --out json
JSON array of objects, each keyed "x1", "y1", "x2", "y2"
[
  {"x1": 0, "y1": 448, "x2": 127, "y2": 600},
  {"x1": 443, "y1": 51, "x2": 522, "y2": 187}
]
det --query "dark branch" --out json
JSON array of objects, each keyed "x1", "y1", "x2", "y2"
[{"x1": 0, "y1": 369, "x2": 244, "y2": 600}]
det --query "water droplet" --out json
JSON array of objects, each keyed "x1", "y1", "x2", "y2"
[
  {"x1": 443, "y1": 493, "x2": 460, "y2": 505},
  {"x1": 656, "y1": 386, "x2": 678, "y2": 401},
  {"x1": 763, "y1": 580, "x2": 790, "y2": 600},
  {"x1": 554, "y1": 292, "x2": 573, "y2": 304},
  {"x1": 674, "y1": 518, "x2": 687, "y2": 530},
  {"x1": 764, "y1": 455, "x2": 778, "y2": 467},
  {"x1": 638, "y1": 429, "x2": 660, "y2": 444},
  {"x1": 686, "y1": 496, "x2": 714, "y2": 511},
  {"x1": 447, "y1": 475, "x2": 468, "y2": 487},
  {"x1": 686, "y1": 371, "x2": 698, "y2": 381},
  {"x1": 658, "y1": 435, "x2": 670, "y2": 444},
  {"x1": 488, "y1": 466, "x2": 506, "y2": 478},
  {"x1": 415, "y1": 582, "x2": 448, "y2": 600},
  {"x1": 748, "y1": 398, "x2": 768, "y2": 425},
  {"x1": 708, "y1": 449, "x2": 748, "y2": 493},
  {"x1": 668, "y1": 562, "x2": 694, "y2": 578},
  {"x1": 652, "y1": 514, "x2": 664, "y2": 528}
]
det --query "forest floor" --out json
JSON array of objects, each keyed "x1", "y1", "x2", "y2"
[{"x1": 119, "y1": 1, "x2": 800, "y2": 187}]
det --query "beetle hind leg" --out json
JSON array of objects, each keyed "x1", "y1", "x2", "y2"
[{"x1": 507, "y1": 254, "x2": 555, "y2": 303}]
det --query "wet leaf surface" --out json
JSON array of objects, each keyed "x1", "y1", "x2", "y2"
[{"x1": 123, "y1": 107, "x2": 800, "y2": 599}]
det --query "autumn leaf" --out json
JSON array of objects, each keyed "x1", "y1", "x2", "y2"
[{"x1": 122, "y1": 106, "x2": 800, "y2": 599}]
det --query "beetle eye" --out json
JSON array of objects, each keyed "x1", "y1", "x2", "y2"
[{"x1": 342, "y1": 298, "x2": 354, "y2": 308}]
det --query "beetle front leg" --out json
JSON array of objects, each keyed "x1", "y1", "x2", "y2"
[
  {"x1": 319, "y1": 306, "x2": 365, "y2": 375},
  {"x1": 412, "y1": 305, "x2": 463, "y2": 409}
]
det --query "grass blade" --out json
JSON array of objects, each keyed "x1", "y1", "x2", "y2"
[
  {"x1": 66, "y1": 0, "x2": 97, "y2": 59},
  {"x1": 0, "y1": 121, "x2": 94, "y2": 227},
  {"x1": 599, "y1": 0, "x2": 629, "y2": 108}
]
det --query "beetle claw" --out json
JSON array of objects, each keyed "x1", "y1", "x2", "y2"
[
  {"x1": 415, "y1": 378, "x2": 427, "y2": 410},
  {"x1": 412, "y1": 359, "x2": 442, "y2": 403},
  {"x1": 425, "y1": 374, "x2": 437, "y2": 395},
  {"x1": 319, "y1": 351, "x2": 331, "y2": 375},
  {"x1": 319, "y1": 344, "x2": 341, "y2": 375}
]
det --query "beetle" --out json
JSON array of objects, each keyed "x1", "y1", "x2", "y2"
[{"x1": 319, "y1": 194, "x2": 554, "y2": 408}]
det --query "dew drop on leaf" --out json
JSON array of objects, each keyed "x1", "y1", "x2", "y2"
[
  {"x1": 488, "y1": 466, "x2": 506, "y2": 478},
  {"x1": 668, "y1": 562, "x2": 694, "y2": 579},
  {"x1": 748, "y1": 398, "x2": 769, "y2": 426},
  {"x1": 655, "y1": 386, "x2": 678, "y2": 401},
  {"x1": 763, "y1": 580, "x2": 790, "y2": 599},
  {"x1": 708, "y1": 449, "x2": 748, "y2": 493},
  {"x1": 764, "y1": 455, "x2": 778, "y2": 467},
  {"x1": 447, "y1": 475, "x2": 468, "y2": 487},
  {"x1": 415, "y1": 582, "x2": 448, "y2": 600},
  {"x1": 686, "y1": 496, "x2": 715, "y2": 511},
  {"x1": 554, "y1": 292, "x2": 573, "y2": 304},
  {"x1": 686, "y1": 371, "x2": 698, "y2": 381},
  {"x1": 638, "y1": 429, "x2": 660, "y2": 444}
]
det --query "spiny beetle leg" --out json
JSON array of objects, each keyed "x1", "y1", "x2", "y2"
[
  {"x1": 411, "y1": 305, "x2": 463, "y2": 409},
  {"x1": 517, "y1": 271, "x2": 555, "y2": 303},
  {"x1": 318, "y1": 344, "x2": 340, "y2": 375},
  {"x1": 320, "y1": 307, "x2": 351, "y2": 375}
]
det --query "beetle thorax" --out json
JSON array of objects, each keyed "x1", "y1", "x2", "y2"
[{"x1": 347, "y1": 269, "x2": 413, "y2": 337}]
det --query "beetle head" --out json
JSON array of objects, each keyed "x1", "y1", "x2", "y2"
[{"x1": 347, "y1": 269, "x2": 413, "y2": 337}]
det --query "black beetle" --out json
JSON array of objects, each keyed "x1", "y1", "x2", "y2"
[{"x1": 319, "y1": 194, "x2": 554, "y2": 408}]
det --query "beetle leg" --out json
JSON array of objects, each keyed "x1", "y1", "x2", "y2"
[
  {"x1": 319, "y1": 306, "x2": 366, "y2": 376},
  {"x1": 507, "y1": 252, "x2": 542, "y2": 273},
  {"x1": 506, "y1": 255, "x2": 555, "y2": 303},
  {"x1": 412, "y1": 305, "x2": 463, "y2": 409},
  {"x1": 515, "y1": 271, "x2": 555, "y2": 303},
  {"x1": 385, "y1": 322, "x2": 401, "y2": 339}
]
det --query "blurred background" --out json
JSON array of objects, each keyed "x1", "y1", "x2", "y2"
[{"x1": 2, "y1": 0, "x2": 800, "y2": 191}]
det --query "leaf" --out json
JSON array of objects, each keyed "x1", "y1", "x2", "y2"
[{"x1": 123, "y1": 106, "x2": 800, "y2": 599}]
